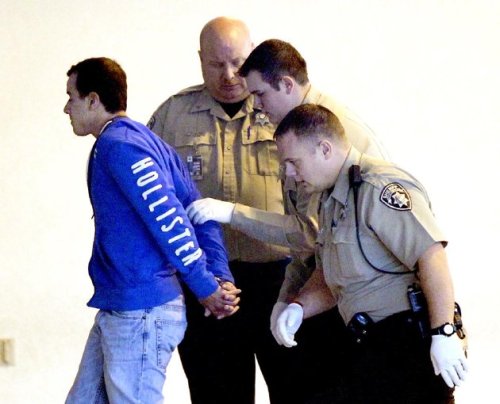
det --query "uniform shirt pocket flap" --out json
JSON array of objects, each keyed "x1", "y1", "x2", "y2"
[
  {"x1": 174, "y1": 132, "x2": 216, "y2": 147},
  {"x1": 242, "y1": 125, "x2": 275, "y2": 145}
]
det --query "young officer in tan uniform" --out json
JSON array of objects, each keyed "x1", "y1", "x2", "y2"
[
  {"x1": 189, "y1": 39, "x2": 389, "y2": 302},
  {"x1": 148, "y1": 18, "x2": 301, "y2": 404},
  {"x1": 186, "y1": 39, "x2": 389, "y2": 401},
  {"x1": 274, "y1": 104, "x2": 468, "y2": 403}
]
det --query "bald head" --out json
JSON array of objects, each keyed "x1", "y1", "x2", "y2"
[
  {"x1": 200, "y1": 17, "x2": 251, "y2": 51},
  {"x1": 199, "y1": 17, "x2": 253, "y2": 103}
]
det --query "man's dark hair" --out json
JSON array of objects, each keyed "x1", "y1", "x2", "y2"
[
  {"x1": 274, "y1": 104, "x2": 345, "y2": 142},
  {"x1": 239, "y1": 39, "x2": 309, "y2": 90},
  {"x1": 67, "y1": 57, "x2": 127, "y2": 113}
]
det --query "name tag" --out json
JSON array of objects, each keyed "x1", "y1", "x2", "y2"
[{"x1": 187, "y1": 155, "x2": 203, "y2": 180}]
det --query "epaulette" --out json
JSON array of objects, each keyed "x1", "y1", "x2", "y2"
[{"x1": 174, "y1": 84, "x2": 205, "y2": 96}]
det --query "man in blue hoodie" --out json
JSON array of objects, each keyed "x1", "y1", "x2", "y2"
[{"x1": 64, "y1": 57, "x2": 239, "y2": 403}]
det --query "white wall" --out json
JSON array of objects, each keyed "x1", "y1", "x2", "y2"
[{"x1": 1, "y1": 1, "x2": 498, "y2": 402}]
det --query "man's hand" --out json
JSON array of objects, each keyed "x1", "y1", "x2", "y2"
[
  {"x1": 200, "y1": 282, "x2": 241, "y2": 319},
  {"x1": 275, "y1": 303, "x2": 304, "y2": 347},
  {"x1": 186, "y1": 198, "x2": 235, "y2": 224},
  {"x1": 218, "y1": 280, "x2": 241, "y2": 318},
  {"x1": 270, "y1": 302, "x2": 288, "y2": 344},
  {"x1": 430, "y1": 335, "x2": 469, "y2": 387}
]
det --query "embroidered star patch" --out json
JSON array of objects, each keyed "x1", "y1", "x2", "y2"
[{"x1": 380, "y1": 182, "x2": 412, "y2": 211}]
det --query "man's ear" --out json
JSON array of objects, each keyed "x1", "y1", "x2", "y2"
[
  {"x1": 87, "y1": 92, "x2": 100, "y2": 110},
  {"x1": 281, "y1": 76, "x2": 295, "y2": 95},
  {"x1": 318, "y1": 139, "x2": 333, "y2": 160}
]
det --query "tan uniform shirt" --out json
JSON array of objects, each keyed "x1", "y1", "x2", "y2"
[
  {"x1": 148, "y1": 85, "x2": 289, "y2": 263},
  {"x1": 317, "y1": 147, "x2": 446, "y2": 324},
  {"x1": 232, "y1": 86, "x2": 389, "y2": 301}
]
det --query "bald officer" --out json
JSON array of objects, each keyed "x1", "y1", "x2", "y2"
[
  {"x1": 148, "y1": 17, "x2": 300, "y2": 404},
  {"x1": 274, "y1": 104, "x2": 468, "y2": 404}
]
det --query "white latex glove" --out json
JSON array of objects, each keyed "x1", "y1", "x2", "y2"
[
  {"x1": 270, "y1": 302, "x2": 288, "y2": 344},
  {"x1": 276, "y1": 303, "x2": 304, "y2": 348},
  {"x1": 430, "y1": 335, "x2": 469, "y2": 388},
  {"x1": 186, "y1": 198, "x2": 235, "y2": 224}
]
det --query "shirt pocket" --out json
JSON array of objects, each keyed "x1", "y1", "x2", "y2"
[
  {"x1": 242, "y1": 126, "x2": 279, "y2": 176},
  {"x1": 331, "y1": 224, "x2": 401, "y2": 281},
  {"x1": 329, "y1": 225, "x2": 372, "y2": 282},
  {"x1": 173, "y1": 131, "x2": 217, "y2": 181},
  {"x1": 173, "y1": 131, "x2": 217, "y2": 160}
]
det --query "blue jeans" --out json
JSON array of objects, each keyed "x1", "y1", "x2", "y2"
[{"x1": 66, "y1": 295, "x2": 187, "y2": 404}]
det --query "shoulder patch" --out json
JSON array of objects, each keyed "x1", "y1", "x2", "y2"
[{"x1": 380, "y1": 182, "x2": 412, "y2": 211}]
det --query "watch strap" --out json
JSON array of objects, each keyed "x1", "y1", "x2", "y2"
[{"x1": 430, "y1": 322, "x2": 456, "y2": 337}]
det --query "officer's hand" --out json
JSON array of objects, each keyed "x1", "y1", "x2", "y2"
[
  {"x1": 430, "y1": 335, "x2": 469, "y2": 387},
  {"x1": 270, "y1": 302, "x2": 288, "y2": 344},
  {"x1": 276, "y1": 303, "x2": 303, "y2": 348},
  {"x1": 186, "y1": 198, "x2": 235, "y2": 224}
]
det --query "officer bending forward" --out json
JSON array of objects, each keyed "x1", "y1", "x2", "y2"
[{"x1": 274, "y1": 104, "x2": 468, "y2": 404}]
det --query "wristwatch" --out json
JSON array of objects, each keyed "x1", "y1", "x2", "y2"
[{"x1": 430, "y1": 322, "x2": 456, "y2": 337}]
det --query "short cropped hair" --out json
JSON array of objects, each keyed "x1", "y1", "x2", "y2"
[
  {"x1": 239, "y1": 39, "x2": 308, "y2": 90},
  {"x1": 274, "y1": 104, "x2": 346, "y2": 143},
  {"x1": 67, "y1": 57, "x2": 127, "y2": 113}
]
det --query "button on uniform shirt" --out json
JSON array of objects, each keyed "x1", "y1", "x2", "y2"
[
  {"x1": 317, "y1": 147, "x2": 447, "y2": 323},
  {"x1": 148, "y1": 85, "x2": 289, "y2": 263}
]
